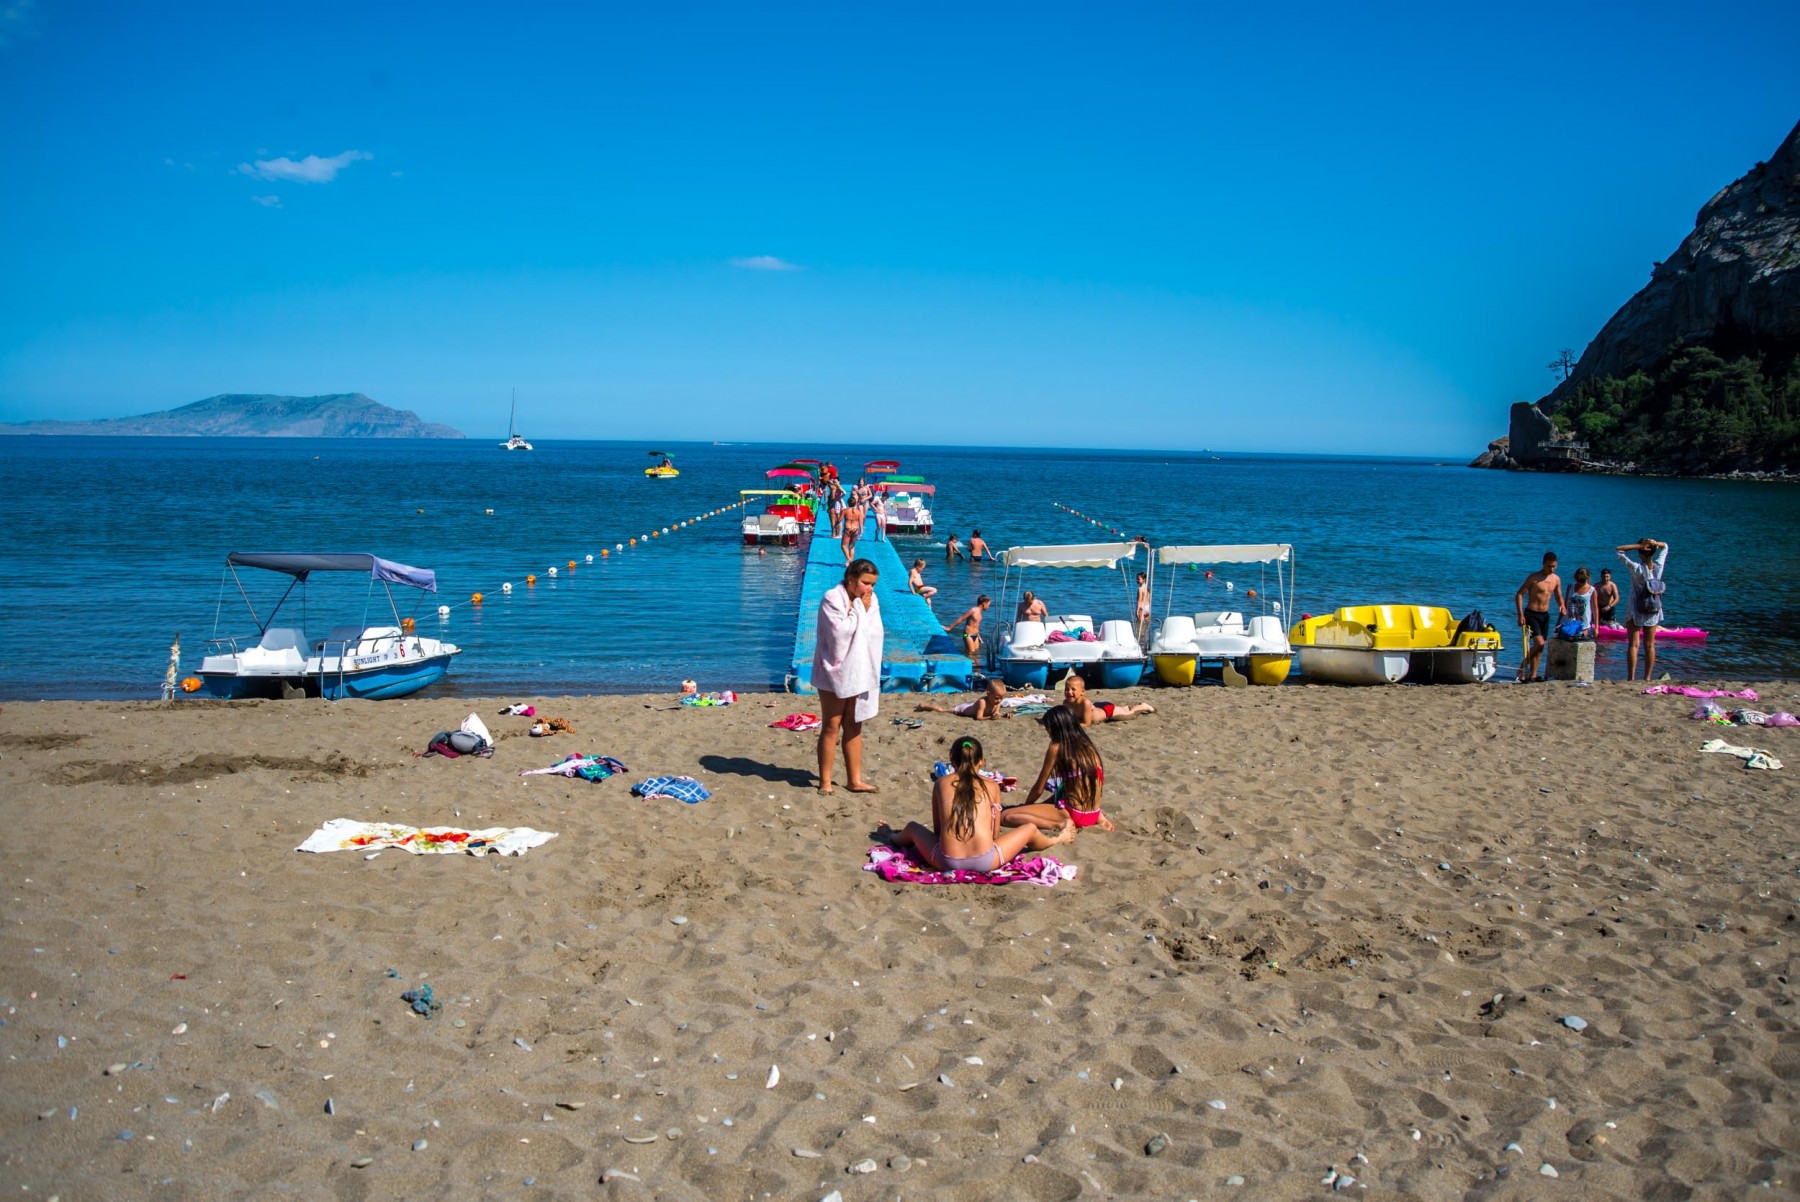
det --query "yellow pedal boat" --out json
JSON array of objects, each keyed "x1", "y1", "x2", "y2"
[{"x1": 1290, "y1": 605, "x2": 1502, "y2": 685}]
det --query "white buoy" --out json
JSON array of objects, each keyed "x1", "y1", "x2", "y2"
[
  {"x1": 1225, "y1": 581, "x2": 1234, "y2": 591},
  {"x1": 585, "y1": 554, "x2": 593, "y2": 563},
  {"x1": 437, "y1": 605, "x2": 450, "y2": 617},
  {"x1": 548, "y1": 566, "x2": 558, "y2": 577},
  {"x1": 1271, "y1": 601, "x2": 1282, "y2": 613},
  {"x1": 502, "y1": 582, "x2": 513, "y2": 593},
  {"x1": 662, "y1": 527, "x2": 669, "y2": 533},
  {"x1": 616, "y1": 543, "x2": 623, "y2": 551}
]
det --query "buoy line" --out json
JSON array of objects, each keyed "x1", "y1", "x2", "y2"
[{"x1": 435, "y1": 500, "x2": 751, "y2": 617}]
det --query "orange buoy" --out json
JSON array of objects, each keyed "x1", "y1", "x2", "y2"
[
  {"x1": 601, "y1": 548, "x2": 609, "y2": 557},
  {"x1": 1247, "y1": 589, "x2": 1257, "y2": 598},
  {"x1": 568, "y1": 560, "x2": 577, "y2": 569},
  {"x1": 401, "y1": 617, "x2": 416, "y2": 633},
  {"x1": 472, "y1": 592, "x2": 485, "y2": 604},
  {"x1": 180, "y1": 676, "x2": 202, "y2": 693},
  {"x1": 525, "y1": 575, "x2": 536, "y2": 585},
  {"x1": 630, "y1": 538, "x2": 637, "y2": 546}
]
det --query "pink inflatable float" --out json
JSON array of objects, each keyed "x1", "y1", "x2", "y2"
[{"x1": 1595, "y1": 624, "x2": 1707, "y2": 642}]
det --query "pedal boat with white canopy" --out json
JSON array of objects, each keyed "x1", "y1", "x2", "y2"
[
  {"x1": 197, "y1": 553, "x2": 462, "y2": 700},
  {"x1": 1148, "y1": 544, "x2": 1294, "y2": 686},
  {"x1": 992, "y1": 542, "x2": 1146, "y2": 690}
]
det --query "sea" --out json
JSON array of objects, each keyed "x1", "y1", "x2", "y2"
[{"x1": 2, "y1": 436, "x2": 1797, "y2": 700}]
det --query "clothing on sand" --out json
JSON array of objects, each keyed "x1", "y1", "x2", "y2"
[{"x1": 296, "y1": 819, "x2": 558, "y2": 856}]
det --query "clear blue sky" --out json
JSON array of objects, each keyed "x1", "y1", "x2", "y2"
[{"x1": 2, "y1": 1, "x2": 1795, "y2": 453}]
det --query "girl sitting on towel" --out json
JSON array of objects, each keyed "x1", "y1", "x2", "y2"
[
  {"x1": 891, "y1": 736, "x2": 1072, "y2": 872},
  {"x1": 1003, "y1": 706, "x2": 1115, "y2": 834}
]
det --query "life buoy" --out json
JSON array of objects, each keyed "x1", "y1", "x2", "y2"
[{"x1": 180, "y1": 677, "x2": 202, "y2": 693}]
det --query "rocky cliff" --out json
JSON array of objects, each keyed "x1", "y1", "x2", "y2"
[
  {"x1": 0, "y1": 394, "x2": 465, "y2": 438},
  {"x1": 1546, "y1": 120, "x2": 1799, "y2": 409},
  {"x1": 1475, "y1": 120, "x2": 1800, "y2": 474}
]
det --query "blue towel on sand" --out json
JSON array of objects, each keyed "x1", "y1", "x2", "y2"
[{"x1": 631, "y1": 775, "x2": 712, "y2": 803}]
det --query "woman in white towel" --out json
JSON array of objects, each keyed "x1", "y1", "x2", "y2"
[{"x1": 812, "y1": 558, "x2": 885, "y2": 794}]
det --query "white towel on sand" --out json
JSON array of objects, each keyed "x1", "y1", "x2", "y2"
[
  {"x1": 296, "y1": 819, "x2": 558, "y2": 856},
  {"x1": 811, "y1": 582, "x2": 884, "y2": 722}
]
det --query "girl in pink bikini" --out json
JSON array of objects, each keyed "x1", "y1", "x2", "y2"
[
  {"x1": 891, "y1": 736, "x2": 1072, "y2": 872},
  {"x1": 1002, "y1": 706, "x2": 1114, "y2": 835}
]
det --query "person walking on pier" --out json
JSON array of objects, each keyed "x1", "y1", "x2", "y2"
[
  {"x1": 840, "y1": 493, "x2": 867, "y2": 563},
  {"x1": 812, "y1": 558, "x2": 884, "y2": 795}
]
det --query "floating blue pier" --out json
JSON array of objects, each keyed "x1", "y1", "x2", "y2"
[{"x1": 789, "y1": 513, "x2": 973, "y2": 694}]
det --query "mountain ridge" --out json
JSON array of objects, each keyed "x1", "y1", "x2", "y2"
[{"x1": 0, "y1": 393, "x2": 465, "y2": 438}]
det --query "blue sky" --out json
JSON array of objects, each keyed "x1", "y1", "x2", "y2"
[{"x1": 1, "y1": 1, "x2": 1795, "y2": 453}]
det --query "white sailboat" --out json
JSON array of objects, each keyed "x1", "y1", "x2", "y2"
[{"x1": 499, "y1": 390, "x2": 532, "y2": 451}]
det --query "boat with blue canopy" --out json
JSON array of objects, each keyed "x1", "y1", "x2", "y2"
[{"x1": 197, "y1": 553, "x2": 462, "y2": 700}]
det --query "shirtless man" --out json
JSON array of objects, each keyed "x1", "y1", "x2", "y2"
[
  {"x1": 945, "y1": 533, "x2": 965, "y2": 562},
  {"x1": 944, "y1": 595, "x2": 991, "y2": 658},
  {"x1": 968, "y1": 529, "x2": 992, "y2": 561},
  {"x1": 1134, "y1": 572, "x2": 1152, "y2": 642},
  {"x1": 1060, "y1": 674, "x2": 1155, "y2": 724},
  {"x1": 1016, "y1": 591, "x2": 1048, "y2": 623},
  {"x1": 916, "y1": 678, "x2": 1010, "y2": 719},
  {"x1": 1596, "y1": 568, "x2": 1620, "y2": 626},
  {"x1": 1513, "y1": 551, "x2": 1566, "y2": 683}
]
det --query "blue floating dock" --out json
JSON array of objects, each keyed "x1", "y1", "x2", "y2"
[{"x1": 789, "y1": 512, "x2": 973, "y2": 695}]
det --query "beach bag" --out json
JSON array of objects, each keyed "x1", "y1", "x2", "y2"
[
  {"x1": 1556, "y1": 617, "x2": 1585, "y2": 640},
  {"x1": 1634, "y1": 587, "x2": 1661, "y2": 621}
]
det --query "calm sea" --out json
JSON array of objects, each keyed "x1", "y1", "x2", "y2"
[{"x1": 1, "y1": 437, "x2": 1795, "y2": 699}]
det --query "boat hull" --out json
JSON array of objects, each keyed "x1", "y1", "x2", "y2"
[
  {"x1": 1408, "y1": 647, "x2": 1498, "y2": 684},
  {"x1": 1091, "y1": 659, "x2": 1147, "y2": 690},
  {"x1": 1595, "y1": 624, "x2": 1706, "y2": 642},
  {"x1": 1152, "y1": 653, "x2": 1196, "y2": 686},
  {"x1": 1247, "y1": 654, "x2": 1293, "y2": 685},
  {"x1": 999, "y1": 659, "x2": 1051, "y2": 689},
  {"x1": 1296, "y1": 646, "x2": 1411, "y2": 685},
  {"x1": 201, "y1": 653, "x2": 456, "y2": 701}
]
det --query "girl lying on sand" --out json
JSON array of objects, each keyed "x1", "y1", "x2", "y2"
[
  {"x1": 889, "y1": 736, "x2": 1072, "y2": 872},
  {"x1": 1003, "y1": 706, "x2": 1116, "y2": 833}
]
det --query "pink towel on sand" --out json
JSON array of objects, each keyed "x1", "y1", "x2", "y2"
[
  {"x1": 862, "y1": 845, "x2": 1077, "y2": 887},
  {"x1": 1645, "y1": 686, "x2": 1758, "y2": 700},
  {"x1": 771, "y1": 712, "x2": 822, "y2": 731}
]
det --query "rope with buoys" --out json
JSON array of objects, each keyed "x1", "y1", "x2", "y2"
[
  {"x1": 1051, "y1": 500, "x2": 1142, "y2": 541},
  {"x1": 434, "y1": 499, "x2": 755, "y2": 617}
]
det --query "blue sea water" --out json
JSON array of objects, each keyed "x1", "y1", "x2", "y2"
[{"x1": 1, "y1": 436, "x2": 1796, "y2": 699}]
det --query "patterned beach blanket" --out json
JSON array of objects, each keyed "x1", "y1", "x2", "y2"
[
  {"x1": 863, "y1": 845, "x2": 1076, "y2": 887},
  {"x1": 631, "y1": 775, "x2": 712, "y2": 803},
  {"x1": 296, "y1": 819, "x2": 558, "y2": 856},
  {"x1": 520, "y1": 753, "x2": 628, "y2": 781},
  {"x1": 1646, "y1": 685, "x2": 1758, "y2": 700}
]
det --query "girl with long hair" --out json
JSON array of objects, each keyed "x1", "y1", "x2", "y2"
[
  {"x1": 893, "y1": 735, "x2": 1071, "y2": 872},
  {"x1": 1002, "y1": 705, "x2": 1114, "y2": 833}
]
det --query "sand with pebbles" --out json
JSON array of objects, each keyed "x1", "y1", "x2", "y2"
[{"x1": 1, "y1": 680, "x2": 1797, "y2": 1200}]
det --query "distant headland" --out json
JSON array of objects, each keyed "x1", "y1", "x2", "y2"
[
  {"x1": 1475, "y1": 118, "x2": 1799, "y2": 478},
  {"x1": 0, "y1": 393, "x2": 465, "y2": 439}
]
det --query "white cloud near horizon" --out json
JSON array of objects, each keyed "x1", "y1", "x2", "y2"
[
  {"x1": 730, "y1": 255, "x2": 802, "y2": 271},
  {"x1": 250, "y1": 195, "x2": 282, "y2": 208},
  {"x1": 237, "y1": 150, "x2": 372, "y2": 184}
]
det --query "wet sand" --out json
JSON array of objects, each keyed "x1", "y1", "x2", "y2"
[{"x1": 1, "y1": 681, "x2": 1796, "y2": 1200}]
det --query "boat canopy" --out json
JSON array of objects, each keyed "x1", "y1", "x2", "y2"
[
  {"x1": 880, "y1": 474, "x2": 927, "y2": 484},
  {"x1": 788, "y1": 457, "x2": 822, "y2": 466},
  {"x1": 765, "y1": 466, "x2": 813, "y2": 479},
  {"x1": 740, "y1": 489, "x2": 802, "y2": 500},
  {"x1": 872, "y1": 480, "x2": 935, "y2": 495},
  {"x1": 226, "y1": 552, "x2": 437, "y2": 592},
  {"x1": 1001, "y1": 542, "x2": 1138, "y2": 570},
  {"x1": 863, "y1": 459, "x2": 901, "y2": 473},
  {"x1": 1156, "y1": 544, "x2": 1292, "y2": 566}
]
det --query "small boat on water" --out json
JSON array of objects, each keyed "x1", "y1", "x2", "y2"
[
  {"x1": 645, "y1": 450, "x2": 680, "y2": 478},
  {"x1": 992, "y1": 543, "x2": 1147, "y2": 689},
  {"x1": 1290, "y1": 605, "x2": 1501, "y2": 685},
  {"x1": 740, "y1": 489, "x2": 807, "y2": 545},
  {"x1": 197, "y1": 553, "x2": 461, "y2": 700},
  {"x1": 499, "y1": 390, "x2": 532, "y2": 451},
  {"x1": 1148, "y1": 544, "x2": 1295, "y2": 686},
  {"x1": 873, "y1": 478, "x2": 934, "y2": 535}
]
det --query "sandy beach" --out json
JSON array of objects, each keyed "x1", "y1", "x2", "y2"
[{"x1": 2, "y1": 680, "x2": 1796, "y2": 1200}]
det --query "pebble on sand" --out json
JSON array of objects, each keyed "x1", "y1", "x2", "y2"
[
  {"x1": 766, "y1": 1065, "x2": 781, "y2": 1089},
  {"x1": 1540, "y1": 1163, "x2": 1560, "y2": 1177},
  {"x1": 848, "y1": 1158, "x2": 878, "y2": 1174},
  {"x1": 1560, "y1": 1015, "x2": 1589, "y2": 1031},
  {"x1": 1145, "y1": 1132, "x2": 1171, "y2": 1156}
]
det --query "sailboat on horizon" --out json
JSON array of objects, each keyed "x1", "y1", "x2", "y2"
[{"x1": 499, "y1": 389, "x2": 532, "y2": 451}]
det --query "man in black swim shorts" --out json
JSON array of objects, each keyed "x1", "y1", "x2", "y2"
[{"x1": 1513, "y1": 551, "x2": 1565, "y2": 683}]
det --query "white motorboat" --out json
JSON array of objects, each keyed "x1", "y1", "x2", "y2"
[
  {"x1": 992, "y1": 543, "x2": 1147, "y2": 689},
  {"x1": 1149, "y1": 544, "x2": 1295, "y2": 686},
  {"x1": 197, "y1": 553, "x2": 461, "y2": 700}
]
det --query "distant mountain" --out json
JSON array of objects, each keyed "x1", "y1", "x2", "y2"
[
  {"x1": 0, "y1": 393, "x2": 465, "y2": 438},
  {"x1": 1476, "y1": 120, "x2": 1799, "y2": 475}
]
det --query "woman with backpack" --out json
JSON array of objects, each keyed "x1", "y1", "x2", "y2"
[{"x1": 1615, "y1": 537, "x2": 1669, "y2": 681}]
